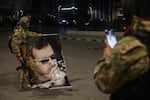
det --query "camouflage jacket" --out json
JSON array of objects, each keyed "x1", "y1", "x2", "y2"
[
  {"x1": 11, "y1": 26, "x2": 38, "y2": 57},
  {"x1": 94, "y1": 36, "x2": 150, "y2": 94}
]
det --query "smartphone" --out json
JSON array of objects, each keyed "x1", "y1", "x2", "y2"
[{"x1": 104, "y1": 29, "x2": 117, "y2": 48}]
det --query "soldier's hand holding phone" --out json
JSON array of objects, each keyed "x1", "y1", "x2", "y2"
[
  {"x1": 103, "y1": 29, "x2": 117, "y2": 56},
  {"x1": 105, "y1": 29, "x2": 117, "y2": 48}
]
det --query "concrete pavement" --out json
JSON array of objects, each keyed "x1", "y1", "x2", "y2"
[
  {"x1": 61, "y1": 30, "x2": 124, "y2": 42},
  {"x1": 0, "y1": 26, "x2": 124, "y2": 41}
]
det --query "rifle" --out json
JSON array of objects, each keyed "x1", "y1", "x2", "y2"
[{"x1": 16, "y1": 46, "x2": 29, "y2": 91}]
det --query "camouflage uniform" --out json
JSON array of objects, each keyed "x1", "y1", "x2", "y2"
[
  {"x1": 94, "y1": 17, "x2": 150, "y2": 99},
  {"x1": 11, "y1": 16, "x2": 38, "y2": 79}
]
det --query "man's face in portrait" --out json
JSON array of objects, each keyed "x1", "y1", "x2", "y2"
[{"x1": 32, "y1": 43, "x2": 58, "y2": 81}]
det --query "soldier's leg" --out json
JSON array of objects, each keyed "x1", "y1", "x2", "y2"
[{"x1": 25, "y1": 56, "x2": 38, "y2": 84}]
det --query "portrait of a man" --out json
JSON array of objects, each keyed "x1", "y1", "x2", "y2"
[{"x1": 27, "y1": 34, "x2": 71, "y2": 89}]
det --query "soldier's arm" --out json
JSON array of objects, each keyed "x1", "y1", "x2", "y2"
[
  {"x1": 11, "y1": 32, "x2": 22, "y2": 57},
  {"x1": 27, "y1": 31, "x2": 39, "y2": 37},
  {"x1": 93, "y1": 36, "x2": 150, "y2": 94}
]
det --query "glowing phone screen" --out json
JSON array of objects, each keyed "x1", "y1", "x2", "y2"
[{"x1": 105, "y1": 29, "x2": 117, "y2": 48}]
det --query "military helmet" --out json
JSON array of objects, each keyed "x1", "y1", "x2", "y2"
[{"x1": 18, "y1": 15, "x2": 31, "y2": 24}]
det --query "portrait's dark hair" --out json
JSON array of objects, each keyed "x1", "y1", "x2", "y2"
[
  {"x1": 29, "y1": 35, "x2": 63, "y2": 61},
  {"x1": 33, "y1": 36, "x2": 50, "y2": 49}
]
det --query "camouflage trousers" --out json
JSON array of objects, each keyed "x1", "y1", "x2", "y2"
[{"x1": 25, "y1": 56, "x2": 37, "y2": 83}]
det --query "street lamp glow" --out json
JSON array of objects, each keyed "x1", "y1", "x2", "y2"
[{"x1": 61, "y1": 6, "x2": 78, "y2": 11}]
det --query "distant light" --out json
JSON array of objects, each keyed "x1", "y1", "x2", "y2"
[
  {"x1": 85, "y1": 22, "x2": 90, "y2": 26},
  {"x1": 47, "y1": 13, "x2": 56, "y2": 18},
  {"x1": 59, "y1": 19, "x2": 69, "y2": 24},
  {"x1": 122, "y1": 17, "x2": 126, "y2": 20},
  {"x1": 61, "y1": 6, "x2": 78, "y2": 11},
  {"x1": 62, "y1": 20, "x2": 67, "y2": 23},
  {"x1": 38, "y1": 20, "x2": 42, "y2": 23},
  {"x1": 47, "y1": 13, "x2": 50, "y2": 16}
]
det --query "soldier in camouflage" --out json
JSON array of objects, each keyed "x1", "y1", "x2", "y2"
[
  {"x1": 11, "y1": 15, "x2": 39, "y2": 85},
  {"x1": 94, "y1": 0, "x2": 150, "y2": 100}
]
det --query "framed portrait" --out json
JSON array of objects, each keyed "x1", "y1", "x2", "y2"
[{"x1": 25, "y1": 34, "x2": 72, "y2": 90}]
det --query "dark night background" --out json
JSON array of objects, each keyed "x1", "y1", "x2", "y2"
[{"x1": 0, "y1": 0, "x2": 125, "y2": 32}]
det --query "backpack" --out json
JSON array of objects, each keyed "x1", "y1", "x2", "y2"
[{"x1": 8, "y1": 35, "x2": 14, "y2": 53}]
